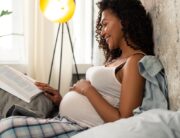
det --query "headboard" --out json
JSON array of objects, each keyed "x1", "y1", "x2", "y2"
[{"x1": 141, "y1": 0, "x2": 180, "y2": 110}]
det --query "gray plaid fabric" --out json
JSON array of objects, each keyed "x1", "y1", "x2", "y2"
[{"x1": 0, "y1": 116, "x2": 86, "y2": 138}]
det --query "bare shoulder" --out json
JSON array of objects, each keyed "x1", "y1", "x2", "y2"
[
  {"x1": 116, "y1": 53, "x2": 145, "y2": 83},
  {"x1": 123, "y1": 54, "x2": 144, "y2": 71}
]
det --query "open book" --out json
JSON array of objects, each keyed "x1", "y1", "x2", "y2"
[{"x1": 0, "y1": 65, "x2": 42, "y2": 103}]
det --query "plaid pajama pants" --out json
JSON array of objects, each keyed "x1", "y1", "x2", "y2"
[{"x1": 0, "y1": 116, "x2": 86, "y2": 138}]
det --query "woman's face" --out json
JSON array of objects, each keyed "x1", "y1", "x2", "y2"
[{"x1": 101, "y1": 9, "x2": 124, "y2": 50}]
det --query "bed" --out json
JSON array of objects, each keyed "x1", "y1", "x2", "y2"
[
  {"x1": 72, "y1": 109, "x2": 180, "y2": 138},
  {"x1": 0, "y1": 84, "x2": 179, "y2": 138}
]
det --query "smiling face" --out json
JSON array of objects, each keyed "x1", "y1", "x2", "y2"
[{"x1": 100, "y1": 9, "x2": 124, "y2": 50}]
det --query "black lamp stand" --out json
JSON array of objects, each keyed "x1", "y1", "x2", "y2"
[{"x1": 48, "y1": 23, "x2": 79, "y2": 92}]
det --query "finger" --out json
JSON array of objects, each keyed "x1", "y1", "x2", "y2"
[
  {"x1": 35, "y1": 82, "x2": 49, "y2": 87},
  {"x1": 76, "y1": 79, "x2": 85, "y2": 84},
  {"x1": 35, "y1": 82, "x2": 44, "y2": 86},
  {"x1": 79, "y1": 79, "x2": 85, "y2": 82},
  {"x1": 73, "y1": 84, "x2": 77, "y2": 87},
  {"x1": 44, "y1": 86, "x2": 56, "y2": 91},
  {"x1": 42, "y1": 87, "x2": 58, "y2": 94},
  {"x1": 44, "y1": 92, "x2": 54, "y2": 101}
]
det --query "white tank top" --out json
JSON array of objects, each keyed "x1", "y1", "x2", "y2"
[
  {"x1": 59, "y1": 66, "x2": 121, "y2": 128},
  {"x1": 60, "y1": 52, "x2": 145, "y2": 127}
]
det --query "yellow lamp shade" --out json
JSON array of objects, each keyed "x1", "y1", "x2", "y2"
[{"x1": 40, "y1": 0, "x2": 76, "y2": 23}]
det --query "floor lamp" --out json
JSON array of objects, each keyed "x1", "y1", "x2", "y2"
[{"x1": 40, "y1": 0, "x2": 79, "y2": 92}]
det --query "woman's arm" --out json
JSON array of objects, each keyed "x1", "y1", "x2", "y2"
[
  {"x1": 119, "y1": 55, "x2": 145, "y2": 118},
  {"x1": 72, "y1": 54, "x2": 145, "y2": 122}
]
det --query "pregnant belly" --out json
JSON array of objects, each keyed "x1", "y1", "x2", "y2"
[{"x1": 59, "y1": 91, "x2": 104, "y2": 127}]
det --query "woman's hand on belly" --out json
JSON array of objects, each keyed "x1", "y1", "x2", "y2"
[
  {"x1": 69, "y1": 79, "x2": 122, "y2": 123},
  {"x1": 70, "y1": 79, "x2": 93, "y2": 96}
]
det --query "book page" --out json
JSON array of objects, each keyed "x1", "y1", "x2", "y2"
[
  {"x1": 0, "y1": 79, "x2": 29, "y2": 102},
  {"x1": 0, "y1": 66, "x2": 42, "y2": 103},
  {"x1": 9, "y1": 67, "x2": 36, "y2": 83}
]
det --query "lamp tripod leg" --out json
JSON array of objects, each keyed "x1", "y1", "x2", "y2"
[
  {"x1": 48, "y1": 22, "x2": 79, "y2": 93},
  {"x1": 66, "y1": 22, "x2": 80, "y2": 81},
  {"x1": 48, "y1": 24, "x2": 61, "y2": 84},
  {"x1": 58, "y1": 24, "x2": 64, "y2": 92}
]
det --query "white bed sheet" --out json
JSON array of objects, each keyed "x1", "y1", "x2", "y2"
[{"x1": 72, "y1": 109, "x2": 180, "y2": 138}]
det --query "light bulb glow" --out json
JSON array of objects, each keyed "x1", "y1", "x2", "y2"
[{"x1": 40, "y1": 0, "x2": 75, "y2": 23}]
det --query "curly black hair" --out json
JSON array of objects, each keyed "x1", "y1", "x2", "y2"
[{"x1": 96, "y1": 0, "x2": 154, "y2": 62}]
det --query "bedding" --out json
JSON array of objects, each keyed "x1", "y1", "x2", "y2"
[
  {"x1": 0, "y1": 88, "x2": 56, "y2": 119},
  {"x1": 0, "y1": 116, "x2": 86, "y2": 138},
  {"x1": 72, "y1": 109, "x2": 180, "y2": 138}
]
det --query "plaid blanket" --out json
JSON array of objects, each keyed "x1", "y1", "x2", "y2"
[{"x1": 0, "y1": 116, "x2": 86, "y2": 138}]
